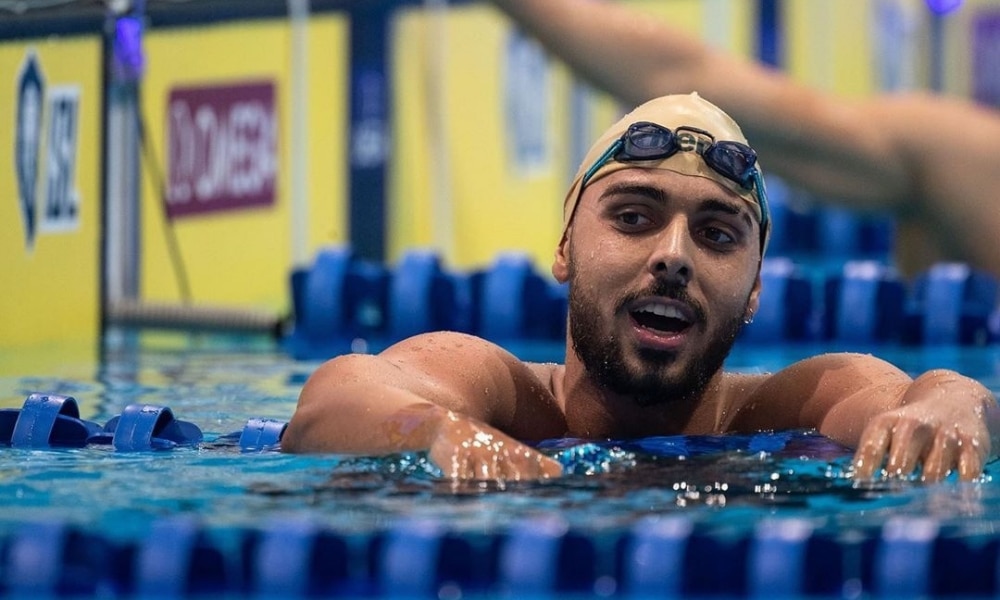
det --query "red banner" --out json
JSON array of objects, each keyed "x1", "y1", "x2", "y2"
[{"x1": 166, "y1": 80, "x2": 277, "y2": 217}]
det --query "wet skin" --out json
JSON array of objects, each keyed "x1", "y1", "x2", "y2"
[
  {"x1": 555, "y1": 167, "x2": 761, "y2": 417},
  {"x1": 284, "y1": 170, "x2": 996, "y2": 483}
]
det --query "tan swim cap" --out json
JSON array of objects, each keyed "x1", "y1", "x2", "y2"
[{"x1": 563, "y1": 93, "x2": 770, "y2": 252}]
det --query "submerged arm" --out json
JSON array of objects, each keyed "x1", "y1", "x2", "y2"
[{"x1": 283, "y1": 332, "x2": 566, "y2": 480}]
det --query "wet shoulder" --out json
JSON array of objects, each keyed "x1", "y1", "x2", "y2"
[
  {"x1": 716, "y1": 371, "x2": 776, "y2": 431},
  {"x1": 526, "y1": 362, "x2": 563, "y2": 397}
]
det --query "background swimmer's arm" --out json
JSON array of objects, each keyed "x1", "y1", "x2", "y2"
[
  {"x1": 492, "y1": 0, "x2": 1000, "y2": 276},
  {"x1": 282, "y1": 332, "x2": 565, "y2": 480},
  {"x1": 735, "y1": 353, "x2": 997, "y2": 481},
  {"x1": 488, "y1": 0, "x2": 910, "y2": 211}
]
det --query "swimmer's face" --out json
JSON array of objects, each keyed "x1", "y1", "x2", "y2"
[
  {"x1": 552, "y1": 167, "x2": 761, "y2": 405},
  {"x1": 562, "y1": 93, "x2": 770, "y2": 254}
]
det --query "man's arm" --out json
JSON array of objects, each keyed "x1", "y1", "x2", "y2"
[
  {"x1": 733, "y1": 353, "x2": 998, "y2": 482},
  {"x1": 488, "y1": 0, "x2": 911, "y2": 209},
  {"x1": 489, "y1": 0, "x2": 1000, "y2": 277},
  {"x1": 282, "y1": 331, "x2": 566, "y2": 480}
]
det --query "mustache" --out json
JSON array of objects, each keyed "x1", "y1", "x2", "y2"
[{"x1": 615, "y1": 281, "x2": 707, "y2": 326}]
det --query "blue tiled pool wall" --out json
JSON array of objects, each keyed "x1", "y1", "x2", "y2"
[{"x1": 284, "y1": 176, "x2": 1000, "y2": 361}]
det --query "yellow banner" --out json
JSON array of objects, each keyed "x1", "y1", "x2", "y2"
[
  {"x1": 140, "y1": 15, "x2": 349, "y2": 311},
  {"x1": 0, "y1": 35, "x2": 102, "y2": 353}
]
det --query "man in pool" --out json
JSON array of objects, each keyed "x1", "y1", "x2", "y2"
[
  {"x1": 487, "y1": 0, "x2": 1000, "y2": 280},
  {"x1": 283, "y1": 94, "x2": 997, "y2": 483}
]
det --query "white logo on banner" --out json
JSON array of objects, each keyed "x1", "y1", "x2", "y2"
[
  {"x1": 40, "y1": 86, "x2": 81, "y2": 233},
  {"x1": 504, "y1": 30, "x2": 551, "y2": 174},
  {"x1": 872, "y1": 0, "x2": 921, "y2": 92},
  {"x1": 13, "y1": 50, "x2": 83, "y2": 247},
  {"x1": 15, "y1": 50, "x2": 45, "y2": 248}
]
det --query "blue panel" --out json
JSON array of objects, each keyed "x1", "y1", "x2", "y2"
[{"x1": 348, "y1": 7, "x2": 391, "y2": 262}]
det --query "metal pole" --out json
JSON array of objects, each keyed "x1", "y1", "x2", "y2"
[
  {"x1": 288, "y1": 0, "x2": 311, "y2": 268},
  {"x1": 103, "y1": 0, "x2": 144, "y2": 307}
]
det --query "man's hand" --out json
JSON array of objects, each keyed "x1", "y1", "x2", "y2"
[
  {"x1": 852, "y1": 370, "x2": 995, "y2": 482},
  {"x1": 429, "y1": 411, "x2": 563, "y2": 481}
]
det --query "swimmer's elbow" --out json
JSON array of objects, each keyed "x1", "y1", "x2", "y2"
[
  {"x1": 282, "y1": 401, "x2": 328, "y2": 453},
  {"x1": 282, "y1": 356, "x2": 373, "y2": 453}
]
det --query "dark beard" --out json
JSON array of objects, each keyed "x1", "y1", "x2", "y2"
[{"x1": 568, "y1": 279, "x2": 746, "y2": 407}]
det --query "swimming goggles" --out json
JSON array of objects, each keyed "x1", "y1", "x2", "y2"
[{"x1": 581, "y1": 121, "x2": 770, "y2": 251}]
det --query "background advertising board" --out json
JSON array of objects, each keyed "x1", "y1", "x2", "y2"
[{"x1": 166, "y1": 80, "x2": 277, "y2": 218}]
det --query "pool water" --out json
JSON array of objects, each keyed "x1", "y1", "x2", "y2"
[{"x1": 2, "y1": 329, "x2": 1000, "y2": 596}]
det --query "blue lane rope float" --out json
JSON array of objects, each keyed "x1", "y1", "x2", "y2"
[
  {"x1": 0, "y1": 395, "x2": 286, "y2": 453},
  {"x1": 479, "y1": 252, "x2": 552, "y2": 342},
  {"x1": 233, "y1": 417, "x2": 288, "y2": 452},
  {"x1": 388, "y1": 249, "x2": 456, "y2": 339},
  {"x1": 93, "y1": 404, "x2": 204, "y2": 451},
  {"x1": 874, "y1": 517, "x2": 939, "y2": 597},
  {"x1": 134, "y1": 517, "x2": 200, "y2": 597},
  {"x1": 134, "y1": 516, "x2": 231, "y2": 597},
  {"x1": 300, "y1": 245, "x2": 355, "y2": 344},
  {"x1": 8, "y1": 521, "x2": 72, "y2": 596},
  {"x1": 905, "y1": 262, "x2": 999, "y2": 345},
  {"x1": 739, "y1": 257, "x2": 814, "y2": 343},
  {"x1": 497, "y1": 517, "x2": 566, "y2": 595},
  {"x1": 0, "y1": 393, "x2": 102, "y2": 448},
  {"x1": 815, "y1": 206, "x2": 891, "y2": 259},
  {"x1": 283, "y1": 246, "x2": 1000, "y2": 360},
  {"x1": 249, "y1": 517, "x2": 350, "y2": 596},
  {"x1": 824, "y1": 260, "x2": 906, "y2": 343},
  {"x1": 379, "y1": 520, "x2": 447, "y2": 596},
  {"x1": 7, "y1": 520, "x2": 110, "y2": 597},
  {"x1": 622, "y1": 516, "x2": 692, "y2": 597},
  {"x1": 747, "y1": 518, "x2": 814, "y2": 596},
  {"x1": 5, "y1": 514, "x2": 1000, "y2": 597}
]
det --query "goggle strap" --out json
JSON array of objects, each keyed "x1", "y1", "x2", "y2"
[
  {"x1": 580, "y1": 140, "x2": 623, "y2": 188},
  {"x1": 752, "y1": 169, "x2": 770, "y2": 251}
]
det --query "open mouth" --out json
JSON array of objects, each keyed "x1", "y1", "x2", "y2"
[{"x1": 630, "y1": 302, "x2": 693, "y2": 334}]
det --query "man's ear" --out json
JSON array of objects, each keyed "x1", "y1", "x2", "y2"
[{"x1": 551, "y1": 231, "x2": 570, "y2": 283}]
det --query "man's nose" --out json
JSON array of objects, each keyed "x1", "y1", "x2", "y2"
[{"x1": 650, "y1": 218, "x2": 694, "y2": 285}]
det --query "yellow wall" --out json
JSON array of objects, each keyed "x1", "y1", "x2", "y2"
[
  {"x1": 140, "y1": 15, "x2": 349, "y2": 310},
  {"x1": 784, "y1": 0, "x2": 1000, "y2": 97},
  {"x1": 784, "y1": 0, "x2": 876, "y2": 95},
  {"x1": 388, "y1": 0, "x2": 756, "y2": 272},
  {"x1": 0, "y1": 36, "x2": 102, "y2": 360},
  {"x1": 6, "y1": 0, "x2": 1000, "y2": 365},
  {"x1": 943, "y1": 0, "x2": 1000, "y2": 97},
  {"x1": 390, "y1": 4, "x2": 572, "y2": 270}
]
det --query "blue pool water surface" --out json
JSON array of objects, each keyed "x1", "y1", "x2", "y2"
[{"x1": 2, "y1": 330, "x2": 1000, "y2": 596}]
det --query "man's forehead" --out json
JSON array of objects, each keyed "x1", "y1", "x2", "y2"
[
  {"x1": 589, "y1": 169, "x2": 756, "y2": 224},
  {"x1": 591, "y1": 167, "x2": 746, "y2": 204}
]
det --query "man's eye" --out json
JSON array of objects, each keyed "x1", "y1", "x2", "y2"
[
  {"x1": 617, "y1": 211, "x2": 650, "y2": 227},
  {"x1": 703, "y1": 227, "x2": 735, "y2": 244}
]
